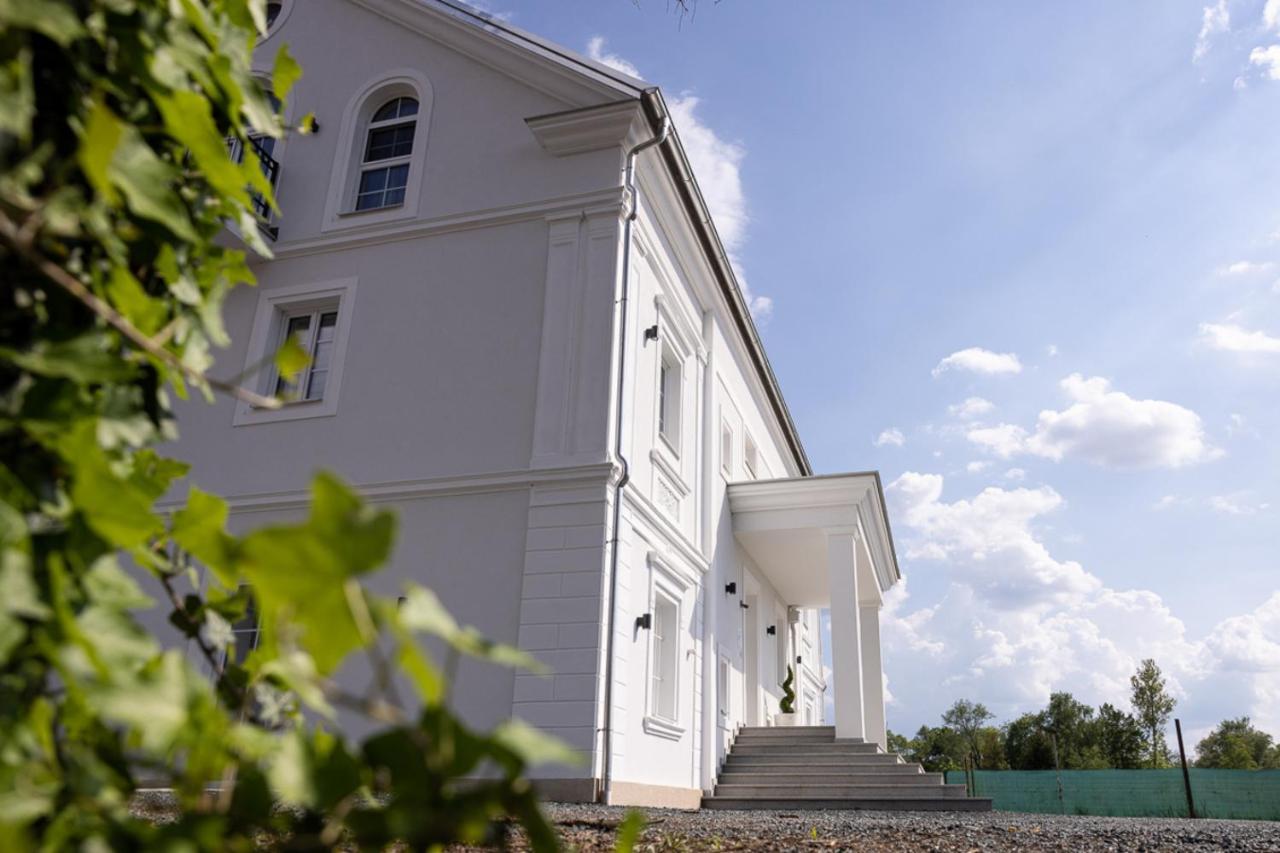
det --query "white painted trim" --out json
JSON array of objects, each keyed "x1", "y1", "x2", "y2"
[
  {"x1": 642, "y1": 714, "x2": 685, "y2": 742},
  {"x1": 649, "y1": 449, "x2": 690, "y2": 498},
  {"x1": 525, "y1": 100, "x2": 645, "y2": 156},
  {"x1": 621, "y1": 490, "x2": 708, "y2": 574},
  {"x1": 268, "y1": 187, "x2": 626, "y2": 261},
  {"x1": 320, "y1": 68, "x2": 435, "y2": 233},
  {"x1": 232, "y1": 277, "x2": 359, "y2": 427},
  {"x1": 157, "y1": 462, "x2": 616, "y2": 513}
]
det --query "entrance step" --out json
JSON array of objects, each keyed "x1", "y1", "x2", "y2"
[{"x1": 706, "y1": 727, "x2": 992, "y2": 812}]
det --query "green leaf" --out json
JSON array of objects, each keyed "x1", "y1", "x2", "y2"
[
  {"x1": 77, "y1": 98, "x2": 123, "y2": 204},
  {"x1": 0, "y1": 334, "x2": 134, "y2": 384},
  {"x1": 61, "y1": 423, "x2": 164, "y2": 548},
  {"x1": 615, "y1": 810, "x2": 646, "y2": 853},
  {"x1": 171, "y1": 487, "x2": 238, "y2": 586},
  {"x1": 274, "y1": 334, "x2": 309, "y2": 386},
  {"x1": 0, "y1": 0, "x2": 86, "y2": 45},
  {"x1": 268, "y1": 729, "x2": 317, "y2": 808},
  {"x1": 399, "y1": 585, "x2": 544, "y2": 672},
  {"x1": 106, "y1": 267, "x2": 167, "y2": 336},
  {"x1": 271, "y1": 43, "x2": 302, "y2": 101},
  {"x1": 0, "y1": 553, "x2": 50, "y2": 620},
  {"x1": 492, "y1": 718, "x2": 583, "y2": 769},
  {"x1": 83, "y1": 556, "x2": 154, "y2": 610},
  {"x1": 155, "y1": 90, "x2": 250, "y2": 207}
]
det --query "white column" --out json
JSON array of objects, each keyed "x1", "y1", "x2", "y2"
[
  {"x1": 859, "y1": 604, "x2": 887, "y2": 750},
  {"x1": 826, "y1": 531, "x2": 865, "y2": 741}
]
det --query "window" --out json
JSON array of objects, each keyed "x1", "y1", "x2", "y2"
[
  {"x1": 650, "y1": 590, "x2": 680, "y2": 722},
  {"x1": 234, "y1": 277, "x2": 358, "y2": 426},
  {"x1": 355, "y1": 97, "x2": 418, "y2": 211},
  {"x1": 274, "y1": 306, "x2": 339, "y2": 402},
  {"x1": 776, "y1": 612, "x2": 789, "y2": 688},
  {"x1": 265, "y1": 1, "x2": 283, "y2": 26},
  {"x1": 720, "y1": 422, "x2": 734, "y2": 477},
  {"x1": 717, "y1": 656, "x2": 730, "y2": 721},
  {"x1": 744, "y1": 432, "x2": 759, "y2": 480},
  {"x1": 657, "y1": 350, "x2": 681, "y2": 453}
]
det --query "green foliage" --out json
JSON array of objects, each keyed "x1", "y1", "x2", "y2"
[
  {"x1": 1095, "y1": 703, "x2": 1146, "y2": 769},
  {"x1": 0, "y1": 1, "x2": 566, "y2": 849},
  {"x1": 614, "y1": 810, "x2": 646, "y2": 853},
  {"x1": 941, "y1": 698, "x2": 994, "y2": 763},
  {"x1": 1195, "y1": 718, "x2": 1280, "y2": 770},
  {"x1": 779, "y1": 665, "x2": 796, "y2": 714},
  {"x1": 1130, "y1": 659, "x2": 1176, "y2": 768}
]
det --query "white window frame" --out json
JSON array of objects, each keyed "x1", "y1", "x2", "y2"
[
  {"x1": 233, "y1": 277, "x2": 358, "y2": 426},
  {"x1": 643, "y1": 552, "x2": 693, "y2": 741},
  {"x1": 720, "y1": 420, "x2": 734, "y2": 479},
  {"x1": 353, "y1": 96, "x2": 418, "y2": 212},
  {"x1": 743, "y1": 431, "x2": 759, "y2": 480},
  {"x1": 657, "y1": 347, "x2": 681, "y2": 455},
  {"x1": 271, "y1": 305, "x2": 339, "y2": 403},
  {"x1": 322, "y1": 70, "x2": 433, "y2": 233}
]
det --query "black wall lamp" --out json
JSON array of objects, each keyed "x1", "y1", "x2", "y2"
[
  {"x1": 635, "y1": 613, "x2": 651, "y2": 631},
  {"x1": 766, "y1": 625, "x2": 777, "y2": 636},
  {"x1": 739, "y1": 600, "x2": 750, "y2": 610},
  {"x1": 796, "y1": 655, "x2": 803, "y2": 665},
  {"x1": 643, "y1": 324, "x2": 660, "y2": 342},
  {"x1": 724, "y1": 582, "x2": 737, "y2": 595}
]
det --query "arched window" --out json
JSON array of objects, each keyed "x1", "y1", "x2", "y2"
[
  {"x1": 354, "y1": 96, "x2": 419, "y2": 211},
  {"x1": 266, "y1": 1, "x2": 284, "y2": 27}
]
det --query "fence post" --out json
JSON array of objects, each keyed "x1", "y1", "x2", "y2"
[
  {"x1": 1050, "y1": 731, "x2": 1065, "y2": 815},
  {"x1": 1175, "y1": 719, "x2": 1197, "y2": 819}
]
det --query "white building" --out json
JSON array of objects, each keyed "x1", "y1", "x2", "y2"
[{"x1": 172, "y1": 0, "x2": 901, "y2": 808}]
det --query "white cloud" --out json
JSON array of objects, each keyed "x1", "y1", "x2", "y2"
[
  {"x1": 966, "y1": 461, "x2": 990, "y2": 474},
  {"x1": 1266, "y1": 0, "x2": 1280, "y2": 31},
  {"x1": 1209, "y1": 494, "x2": 1270, "y2": 515},
  {"x1": 948, "y1": 397, "x2": 995, "y2": 420},
  {"x1": 1220, "y1": 260, "x2": 1276, "y2": 275},
  {"x1": 874, "y1": 428, "x2": 906, "y2": 448},
  {"x1": 1199, "y1": 322, "x2": 1280, "y2": 354},
  {"x1": 1250, "y1": 45, "x2": 1280, "y2": 80},
  {"x1": 1227, "y1": 413, "x2": 1259, "y2": 438},
  {"x1": 966, "y1": 374, "x2": 1219, "y2": 469},
  {"x1": 584, "y1": 39, "x2": 770, "y2": 321},
  {"x1": 585, "y1": 35, "x2": 642, "y2": 79},
  {"x1": 932, "y1": 348, "x2": 1023, "y2": 378},
  {"x1": 881, "y1": 473, "x2": 1280, "y2": 734},
  {"x1": 1046, "y1": 344, "x2": 1060, "y2": 358},
  {"x1": 1004, "y1": 468, "x2": 1026, "y2": 481},
  {"x1": 1235, "y1": 75, "x2": 1249, "y2": 90},
  {"x1": 1194, "y1": 0, "x2": 1230, "y2": 62},
  {"x1": 1154, "y1": 494, "x2": 1187, "y2": 511}
]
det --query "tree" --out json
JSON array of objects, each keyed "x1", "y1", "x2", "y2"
[
  {"x1": 0, "y1": 2, "x2": 565, "y2": 849},
  {"x1": 1095, "y1": 703, "x2": 1146, "y2": 769},
  {"x1": 1130, "y1": 659, "x2": 1177, "y2": 768},
  {"x1": 1195, "y1": 718, "x2": 1280, "y2": 770},
  {"x1": 1004, "y1": 711, "x2": 1056, "y2": 770},
  {"x1": 941, "y1": 699, "x2": 995, "y2": 764}
]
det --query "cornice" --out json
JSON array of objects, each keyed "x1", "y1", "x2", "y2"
[{"x1": 525, "y1": 100, "x2": 646, "y2": 157}]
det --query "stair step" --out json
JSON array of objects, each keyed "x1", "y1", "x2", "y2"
[
  {"x1": 702, "y1": 797, "x2": 993, "y2": 812},
  {"x1": 725, "y1": 754, "x2": 904, "y2": 766},
  {"x1": 713, "y1": 784, "x2": 970, "y2": 799},
  {"x1": 738, "y1": 726, "x2": 835, "y2": 734},
  {"x1": 731, "y1": 743, "x2": 882, "y2": 754},
  {"x1": 721, "y1": 768, "x2": 942, "y2": 778}
]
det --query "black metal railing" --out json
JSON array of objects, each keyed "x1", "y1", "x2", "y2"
[{"x1": 227, "y1": 135, "x2": 280, "y2": 239}]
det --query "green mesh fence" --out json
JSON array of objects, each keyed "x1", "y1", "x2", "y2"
[{"x1": 942, "y1": 769, "x2": 1280, "y2": 821}]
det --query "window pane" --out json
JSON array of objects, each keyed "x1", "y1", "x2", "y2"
[
  {"x1": 364, "y1": 123, "x2": 415, "y2": 162},
  {"x1": 275, "y1": 314, "x2": 312, "y2": 397},
  {"x1": 306, "y1": 368, "x2": 328, "y2": 401},
  {"x1": 358, "y1": 168, "x2": 388, "y2": 194},
  {"x1": 265, "y1": 1, "x2": 283, "y2": 26},
  {"x1": 372, "y1": 96, "x2": 418, "y2": 122},
  {"x1": 658, "y1": 363, "x2": 668, "y2": 435},
  {"x1": 355, "y1": 164, "x2": 409, "y2": 211},
  {"x1": 653, "y1": 595, "x2": 678, "y2": 721}
]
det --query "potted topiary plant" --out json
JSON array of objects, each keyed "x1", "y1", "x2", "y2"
[{"x1": 774, "y1": 665, "x2": 798, "y2": 726}]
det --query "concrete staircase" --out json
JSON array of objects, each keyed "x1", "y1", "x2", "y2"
[{"x1": 703, "y1": 726, "x2": 992, "y2": 811}]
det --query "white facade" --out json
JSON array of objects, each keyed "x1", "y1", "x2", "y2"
[{"x1": 166, "y1": 0, "x2": 900, "y2": 808}]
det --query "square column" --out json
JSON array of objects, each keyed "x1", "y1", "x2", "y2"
[
  {"x1": 826, "y1": 531, "x2": 865, "y2": 741},
  {"x1": 859, "y1": 604, "x2": 887, "y2": 750}
]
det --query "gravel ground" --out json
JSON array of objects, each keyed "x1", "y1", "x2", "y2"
[{"x1": 529, "y1": 802, "x2": 1280, "y2": 852}]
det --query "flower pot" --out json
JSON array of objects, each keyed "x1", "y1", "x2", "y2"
[{"x1": 772, "y1": 712, "x2": 798, "y2": 727}]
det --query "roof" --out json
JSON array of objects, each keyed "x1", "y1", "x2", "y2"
[{"x1": 427, "y1": 0, "x2": 813, "y2": 476}]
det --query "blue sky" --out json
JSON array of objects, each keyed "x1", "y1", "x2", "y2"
[{"x1": 486, "y1": 1, "x2": 1280, "y2": 744}]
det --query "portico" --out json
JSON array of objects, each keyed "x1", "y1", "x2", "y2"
[{"x1": 728, "y1": 473, "x2": 900, "y2": 749}]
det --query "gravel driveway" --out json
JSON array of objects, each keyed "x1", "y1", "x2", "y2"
[{"x1": 532, "y1": 803, "x2": 1280, "y2": 852}]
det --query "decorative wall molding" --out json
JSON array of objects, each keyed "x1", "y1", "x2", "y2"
[
  {"x1": 156, "y1": 462, "x2": 616, "y2": 514},
  {"x1": 526, "y1": 100, "x2": 646, "y2": 157}
]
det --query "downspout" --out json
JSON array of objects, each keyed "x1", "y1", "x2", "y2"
[
  {"x1": 599, "y1": 105, "x2": 670, "y2": 804},
  {"x1": 698, "y1": 309, "x2": 717, "y2": 793}
]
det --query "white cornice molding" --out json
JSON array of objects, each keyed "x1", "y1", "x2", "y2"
[
  {"x1": 265, "y1": 186, "x2": 625, "y2": 261},
  {"x1": 157, "y1": 462, "x2": 615, "y2": 514},
  {"x1": 525, "y1": 100, "x2": 645, "y2": 157}
]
